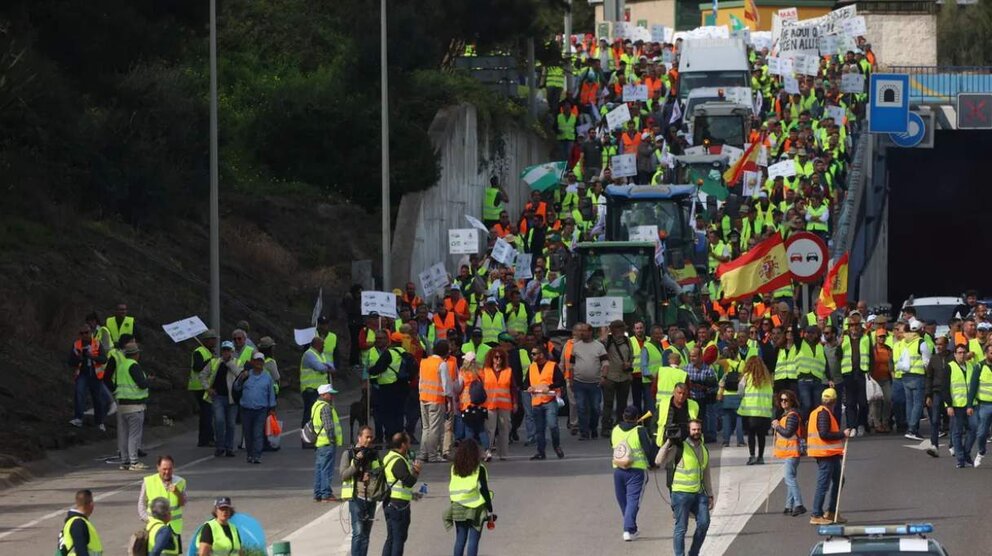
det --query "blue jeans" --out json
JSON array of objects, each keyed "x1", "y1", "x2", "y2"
[
  {"x1": 349, "y1": 498, "x2": 374, "y2": 556},
  {"x1": 383, "y1": 501, "x2": 411, "y2": 556},
  {"x1": 212, "y1": 396, "x2": 238, "y2": 451},
  {"x1": 951, "y1": 407, "x2": 977, "y2": 465},
  {"x1": 699, "y1": 401, "x2": 718, "y2": 441},
  {"x1": 519, "y1": 391, "x2": 536, "y2": 443},
  {"x1": 74, "y1": 373, "x2": 105, "y2": 423},
  {"x1": 977, "y1": 402, "x2": 992, "y2": 456},
  {"x1": 533, "y1": 402, "x2": 561, "y2": 456},
  {"x1": 721, "y1": 408, "x2": 744, "y2": 445},
  {"x1": 241, "y1": 407, "x2": 267, "y2": 461},
  {"x1": 613, "y1": 468, "x2": 646, "y2": 533},
  {"x1": 671, "y1": 491, "x2": 710, "y2": 556},
  {"x1": 783, "y1": 457, "x2": 804, "y2": 509},
  {"x1": 453, "y1": 522, "x2": 481, "y2": 556},
  {"x1": 929, "y1": 392, "x2": 945, "y2": 448},
  {"x1": 891, "y1": 378, "x2": 906, "y2": 428},
  {"x1": 903, "y1": 374, "x2": 926, "y2": 435},
  {"x1": 313, "y1": 445, "x2": 336, "y2": 499},
  {"x1": 812, "y1": 456, "x2": 842, "y2": 517},
  {"x1": 797, "y1": 380, "x2": 824, "y2": 421},
  {"x1": 573, "y1": 381, "x2": 602, "y2": 436}
]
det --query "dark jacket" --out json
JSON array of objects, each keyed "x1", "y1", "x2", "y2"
[
  {"x1": 925, "y1": 350, "x2": 952, "y2": 398},
  {"x1": 816, "y1": 406, "x2": 846, "y2": 442}
]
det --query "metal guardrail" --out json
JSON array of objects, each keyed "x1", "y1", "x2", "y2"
[
  {"x1": 832, "y1": 132, "x2": 869, "y2": 260},
  {"x1": 853, "y1": 0, "x2": 938, "y2": 14},
  {"x1": 887, "y1": 66, "x2": 992, "y2": 102}
]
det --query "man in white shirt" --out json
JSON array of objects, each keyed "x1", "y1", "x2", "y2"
[{"x1": 899, "y1": 319, "x2": 933, "y2": 441}]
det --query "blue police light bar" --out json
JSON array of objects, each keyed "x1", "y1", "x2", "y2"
[{"x1": 817, "y1": 523, "x2": 934, "y2": 537}]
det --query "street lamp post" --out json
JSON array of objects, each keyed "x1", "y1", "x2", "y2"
[
  {"x1": 380, "y1": 0, "x2": 391, "y2": 292},
  {"x1": 209, "y1": 0, "x2": 221, "y2": 346}
]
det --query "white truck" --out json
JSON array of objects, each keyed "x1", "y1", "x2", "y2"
[{"x1": 677, "y1": 38, "x2": 750, "y2": 102}]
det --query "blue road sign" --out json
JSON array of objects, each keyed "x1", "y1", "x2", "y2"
[
  {"x1": 869, "y1": 73, "x2": 910, "y2": 134},
  {"x1": 889, "y1": 112, "x2": 925, "y2": 148}
]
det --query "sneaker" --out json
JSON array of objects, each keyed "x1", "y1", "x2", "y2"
[
  {"x1": 214, "y1": 449, "x2": 224, "y2": 457},
  {"x1": 530, "y1": 453, "x2": 546, "y2": 460},
  {"x1": 722, "y1": 442, "x2": 730, "y2": 447},
  {"x1": 905, "y1": 432, "x2": 924, "y2": 441},
  {"x1": 975, "y1": 453, "x2": 984, "y2": 467},
  {"x1": 119, "y1": 462, "x2": 132, "y2": 470},
  {"x1": 628, "y1": 531, "x2": 640, "y2": 541},
  {"x1": 792, "y1": 505, "x2": 807, "y2": 517},
  {"x1": 949, "y1": 446, "x2": 955, "y2": 456},
  {"x1": 623, "y1": 532, "x2": 632, "y2": 542},
  {"x1": 97, "y1": 424, "x2": 106, "y2": 432},
  {"x1": 857, "y1": 426, "x2": 865, "y2": 437},
  {"x1": 956, "y1": 462, "x2": 966, "y2": 469},
  {"x1": 591, "y1": 430, "x2": 599, "y2": 439},
  {"x1": 578, "y1": 434, "x2": 589, "y2": 441},
  {"x1": 225, "y1": 450, "x2": 236, "y2": 457},
  {"x1": 844, "y1": 428, "x2": 854, "y2": 437},
  {"x1": 107, "y1": 402, "x2": 118, "y2": 416},
  {"x1": 809, "y1": 516, "x2": 831, "y2": 525},
  {"x1": 783, "y1": 507, "x2": 792, "y2": 515},
  {"x1": 737, "y1": 442, "x2": 746, "y2": 448},
  {"x1": 129, "y1": 462, "x2": 150, "y2": 471},
  {"x1": 554, "y1": 446, "x2": 565, "y2": 459},
  {"x1": 926, "y1": 448, "x2": 939, "y2": 458},
  {"x1": 485, "y1": 451, "x2": 493, "y2": 462},
  {"x1": 69, "y1": 419, "x2": 83, "y2": 428}
]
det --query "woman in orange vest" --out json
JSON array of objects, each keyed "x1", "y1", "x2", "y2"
[
  {"x1": 482, "y1": 347, "x2": 514, "y2": 462},
  {"x1": 807, "y1": 388, "x2": 847, "y2": 524},
  {"x1": 772, "y1": 389, "x2": 806, "y2": 517},
  {"x1": 455, "y1": 352, "x2": 489, "y2": 450}
]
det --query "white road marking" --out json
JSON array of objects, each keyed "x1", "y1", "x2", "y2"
[{"x1": 707, "y1": 448, "x2": 783, "y2": 556}]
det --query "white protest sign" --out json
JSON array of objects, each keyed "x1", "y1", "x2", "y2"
[
  {"x1": 768, "y1": 159, "x2": 798, "y2": 179},
  {"x1": 633, "y1": 26, "x2": 652, "y2": 43},
  {"x1": 784, "y1": 75, "x2": 800, "y2": 94},
  {"x1": 294, "y1": 327, "x2": 317, "y2": 346},
  {"x1": 767, "y1": 56, "x2": 782, "y2": 75},
  {"x1": 514, "y1": 252, "x2": 533, "y2": 280},
  {"x1": 840, "y1": 72, "x2": 865, "y2": 93},
  {"x1": 629, "y1": 225, "x2": 658, "y2": 242},
  {"x1": 779, "y1": 57, "x2": 795, "y2": 75},
  {"x1": 614, "y1": 21, "x2": 632, "y2": 40},
  {"x1": 162, "y1": 316, "x2": 208, "y2": 343},
  {"x1": 418, "y1": 262, "x2": 449, "y2": 298},
  {"x1": 611, "y1": 153, "x2": 637, "y2": 178},
  {"x1": 778, "y1": 24, "x2": 821, "y2": 58},
  {"x1": 605, "y1": 103, "x2": 632, "y2": 131},
  {"x1": 491, "y1": 237, "x2": 515, "y2": 265},
  {"x1": 622, "y1": 84, "x2": 649, "y2": 102},
  {"x1": 361, "y1": 291, "x2": 398, "y2": 319},
  {"x1": 794, "y1": 54, "x2": 820, "y2": 76},
  {"x1": 684, "y1": 146, "x2": 708, "y2": 156},
  {"x1": 448, "y1": 228, "x2": 479, "y2": 254},
  {"x1": 742, "y1": 170, "x2": 762, "y2": 197},
  {"x1": 841, "y1": 15, "x2": 866, "y2": 37},
  {"x1": 464, "y1": 214, "x2": 490, "y2": 233},
  {"x1": 721, "y1": 145, "x2": 745, "y2": 167},
  {"x1": 758, "y1": 145, "x2": 769, "y2": 167},
  {"x1": 751, "y1": 32, "x2": 772, "y2": 52},
  {"x1": 650, "y1": 24, "x2": 667, "y2": 43},
  {"x1": 826, "y1": 105, "x2": 846, "y2": 124},
  {"x1": 585, "y1": 297, "x2": 624, "y2": 327},
  {"x1": 818, "y1": 35, "x2": 839, "y2": 56},
  {"x1": 778, "y1": 7, "x2": 799, "y2": 21}
]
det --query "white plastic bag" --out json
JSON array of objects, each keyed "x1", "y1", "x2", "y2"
[{"x1": 865, "y1": 376, "x2": 883, "y2": 402}]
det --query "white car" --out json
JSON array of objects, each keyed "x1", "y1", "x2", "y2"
[{"x1": 900, "y1": 296, "x2": 963, "y2": 337}]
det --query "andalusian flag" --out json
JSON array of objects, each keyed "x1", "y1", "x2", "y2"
[
  {"x1": 730, "y1": 14, "x2": 747, "y2": 31},
  {"x1": 816, "y1": 253, "x2": 850, "y2": 317},
  {"x1": 744, "y1": 0, "x2": 760, "y2": 26},
  {"x1": 715, "y1": 232, "x2": 791, "y2": 300},
  {"x1": 521, "y1": 161, "x2": 567, "y2": 192}
]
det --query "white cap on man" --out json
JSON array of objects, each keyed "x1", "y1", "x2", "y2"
[{"x1": 317, "y1": 384, "x2": 337, "y2": 395}]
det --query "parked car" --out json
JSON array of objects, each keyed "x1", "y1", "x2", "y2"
[{"x1": 901, "y1": 296, "x2": 963, "y2": 338}]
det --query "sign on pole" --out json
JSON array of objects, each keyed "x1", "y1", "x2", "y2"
[
  {"x1": 294, "y1": 327, "x2": 317, "y2": 346},
  {"x1": 785, "y1": 232, "x2": 829, "y2": 283},
  {"x1": 361, "y1": 291, "x2": 398, "y2": 319},
  {"x1": 418, "y1": 262, "x2": 449, "y2": 298},
  {"x1": 610, "y1": 153, "x2": 637, "y2": 178},
  {"x1": 491, "y1": 238, "x2": 515, "y2": 265},
  {"x1": 868, "y1": 74, "x2": 910, "y2": 134},
  {"x1": 889, "y1": 111, "x2": 927, "y2": 148},
  {"x1": 448, "y1": 229, "x2": 479, "y2": 254},
  {"x1": 957, "y1": 93, "x2": 992, "y2": 129},
  {"x1": 162, "y1": 316, "x2": 208, "y2": 343},
  {"x1": 585, "y1": 297, "x2": 624, "y2": 327}
]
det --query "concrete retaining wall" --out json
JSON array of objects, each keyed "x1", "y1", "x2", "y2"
[{"x1": 864, "y1": 13, "x2": 937, "y2": 68}]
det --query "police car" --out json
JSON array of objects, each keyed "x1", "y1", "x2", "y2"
[{"x1": 809, "y1": 523, "x2": 949, "y2": 555}]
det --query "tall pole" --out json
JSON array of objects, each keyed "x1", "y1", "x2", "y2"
[
  {"x1": 209, "y1": 0, "x2": 221, "y2": 347},
  {"x1": 563, "y1": 0, "x2": 572, "y2": 95},
  {"x1": 380, "y1": 0, "x2": 391, "y2": 292},
  {"x1": 527, "y1": 38, "x2": 537, "y2": 119}
]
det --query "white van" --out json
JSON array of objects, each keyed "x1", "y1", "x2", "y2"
[{"x1": 677, "y1": 38, "x2": 750, "y2": 101}]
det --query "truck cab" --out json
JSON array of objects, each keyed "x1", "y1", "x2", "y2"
[
  {"x1": 564, "y1": 241, "x2": 680, "y2": 330},
  {"x1": 677, "y1": 38, "x2": 750, "y2": 102},
  {"x1": 603, "y1": 184, "x2": 695, "y2": 268},
  {"x1": 690, "y1": 101, "x2": 752, "y2": 149}
]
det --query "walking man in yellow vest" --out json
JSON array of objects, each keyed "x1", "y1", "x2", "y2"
[
  {"x1": 59, "y1": 489, "x2": 103, "y2": 556},
  {"x1": 139, "y1": 455, "x2": 187, "y2": 550},
  {"x1": 113, "y1": 342, "x2": 150, "y2": 471},
  {"x1": 611, "y1": 406, "x2": 657, "y2": 542},
  {"x1": 947, "y1": 345, "x2": 977, "y2": 469},
  {"x1": 312, "y1": 384, "x2": 343, "y2": 501},
  {"x1": 657, "y1": 419, "x2": 713, "y2": 556}
]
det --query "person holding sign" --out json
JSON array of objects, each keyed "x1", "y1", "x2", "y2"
[{"x1": 190, "y1": 330, "x2": 218, "y2": 447}]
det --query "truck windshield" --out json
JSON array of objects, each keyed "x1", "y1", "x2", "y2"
[
  {"x1": 680, "y1": 71, "x2": 749, "y2": 100},
  {"x1": 693, "y1": 115, "x2": 745, "y2": 147},
  {"x1": 616, "y1": 200, "x2": 689, "y2": 246},
  {"x1": 580, "y1": 250, "x2": 657, "y2": 326}
]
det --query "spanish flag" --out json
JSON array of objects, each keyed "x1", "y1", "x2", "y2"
[
  {"x1": 669, "y1": 264, "x2": 701, "y2": 286},
  {"x1": 816, "y1": 253, "x2": 850, "y2": 317},
  {"x1": 744, "y1": 0, "x2": 759, "y2": 25},
  {"x1": 722, "y1": 139, "x2": 761, "y2": 186},
  {"x1": 715, "y1": 232, "x2": 791, "y2": 301}
]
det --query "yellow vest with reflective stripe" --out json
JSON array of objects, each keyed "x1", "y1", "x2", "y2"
[
  {"x1": 383, "y1": 450, "x2": 413, "y2": 501},
  {"x1": 806, "y1": 204, "x2": 828, "y2": 232},
  {"x1": 949, "y1": 361, "x2": 973, "y2": 408},
  {"x1": 978, "y1": 363, "x2": 992, "y2": 403},
  {"x1": 323, "y1": 333, "x2": 338, "y2": 362},
  {"x1": 793, "y1": 342, "x2": 826, "y2": 381},
  {"x1": 556, "y1": 112, "x2": 577, "y2": 141},
  {"x1": 545, "y1": 66, "x2": 565, "y2": 89},
  {"x1": 146, "y1": 518, "x2": 180, "y2": 555},
  {"x1": 483, "y1": 187, "x2": 502, "y2": 221},
  {"x1": 479, "y1": 312, "x2": 505, "y2": 344},
  {"x1": 369, "y1": 347, "x2": 403, "y2": 385},
  {"x1": 143, "y1": 474, "x2": 186, "y2": 534},
  {"x1": 105, "y1": 316, "x2": 134, "y2": 344},
  {"x1": 61, "y1": 515, "x2": 103, "y2": 556},
  {"x1": 300, "y1": 347, "x2": 328, "y2": 392},
  {"x1": 840, "y1": 335, "x2": 871, "y2": 375},
  {"x1": 738, "y1": 379, "x2": 773, "y2": 418},
  {"x1": 893, "y1": 340, "x2": 905, "y2": 379},
  {"x1": 341, "y1": 452, "x2": 382, "y2": 500},
  {"x1": 656, "y1": 366, "x2": 688, "y2": 404},
  {"x1": 776, "y1": 347, "x2": 797, "y2": 380},
  {"x1": 505, "y1": 303, "x2": 529, "y2": 334},
  {"x1": 189, "y1": 346, "x2": 211, "y2": 391},
  {"x1": 194, "y1": 518, "x2": 241, "y2": 555},
  {"x1": 312, "y1": 400, "x2": 342, "y2": 448},
  {"x1": 642, "y1": 342, "x2": 665, "y2": 380},
  {"x1": 611, "y1": 425, "x2": 648, "y2": 470},
  {"x1": 905, "y1": 338, "x2": 926, "y2": 375},
  {"x1": 671, "y1": 442, "x2": 709, "y2": 494},
  {"x1": 116, "y1": 358, "x2": 148, "y2": 401},
  {"x1": 449, "y1": 465, "x2": 486, "y2": 508}
]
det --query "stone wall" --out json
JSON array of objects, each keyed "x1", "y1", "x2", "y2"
[
  {"x1": 390, "y1": 103, "x2": 551, "y2": 295},
  {"x1": 864, "y1": 13, "x2": 937, "y2": 68}
]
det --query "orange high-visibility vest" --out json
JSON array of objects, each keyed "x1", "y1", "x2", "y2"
[
  {"x1": 432, "y1": 312, "x2": 456, "y2": 341},
  {"x1": 445, "y1": 297, "x2": 470, "y2": 329},
  {"x1": 419, "y1": 356, "x2": 446, "y2": 404},
  {"x1": 580, "y1": 81, "x2": 600, "y2": 106},
  {"x1": 529, "y1": 361, "x2": 558, "y2": 406},
  {"x1": 483, "y1": 367, "x2": 513, "y2": 411},
  {"x1": 561, "y1": 339, "x2": 575, "y2": 380},
  {"x1": 807, "y1": 405, "x2": 844, "y2": 457},
  {"x1": 621, "y1": 131, "x2": 641, "y2": 155},
  {"x1": 459, "y1": 369, "x2": 481, "y2": 411},
  {"x1": 73, "y1": 339, "x2": 105, "y2": 380},
  {"x1": 773, "y1": 409, "x2": 803, "y2": 459}
]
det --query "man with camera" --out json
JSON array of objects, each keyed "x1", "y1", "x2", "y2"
[
  {"x1": 657, "y1": 419, "x2": 713, "y2": 556},
  {"x1": 339, "y1": 425, "x2": 381, "y2": 556},
  {"x1": 656, "y1": 383, "x2": 699, "y2": 446}
]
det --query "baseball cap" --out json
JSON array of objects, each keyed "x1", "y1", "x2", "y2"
[
  {"x1": 908, "y1": 319, "x2": 922, "y2": 332},
  {"x1": 821, "y1": 388, "x2": 838, "y2": 402},
  {"x1": 486, "y1": 296, "x2": 498, "y2": 304},
  {"x1": 463, "y1": 351, "x2": 476, "y2": 364},
  {"x1": 317, "y1": 384, "x2": 337, "y2": 395},
  {"x1": 220, "y1": 341, "x2": 235, "y2": 351},
  {"x1": 497, "y1": 332, "x2": 515, "y2": 343},
  {"x1": 124, "y1": 343, "x2": 141, "y2": 356},
  {"x1": 258, "y1": 336, "x2": 276, "y2": 348},
  {"x1": 471, "y1": 328, "x2": 483, "y2": 336},
  {"x1": 214, "y1": 497, "x2": 233, "y2": 509},
  {"x1": 978, "y1": 322, "x2": 992, "y2": 331},
  {"x1": 252, "y1": 351, "x2": 265, "y2": 360}
]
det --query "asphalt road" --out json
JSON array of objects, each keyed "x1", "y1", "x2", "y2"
[{"x1": 1, "y1": 406, "x2": 987, "y2": 555}]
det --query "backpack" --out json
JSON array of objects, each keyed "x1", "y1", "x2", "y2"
[
  {"x1": 127, "y1": 528, "x2": 150, "y2": 556},
  {"x1": 723, "y1": 369, "x2": 741, "y2": 392},
  {"x1": 301, "y1": 404, "x2": 320, "y2": 445},
  {"x1": 612, "y1": 437, "x2": 634, "y2": 469},
  {"x1": 469, "y1": 379, "x2": 488, "y2": 405}
]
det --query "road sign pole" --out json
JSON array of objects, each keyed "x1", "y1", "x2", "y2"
[{"x1": 801, "y1": 283, "x2": 809, "y2": 318}]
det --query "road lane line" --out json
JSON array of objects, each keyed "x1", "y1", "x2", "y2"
[{"x1": 707, "y1": 447, "x2": 783, "y2": 556}]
